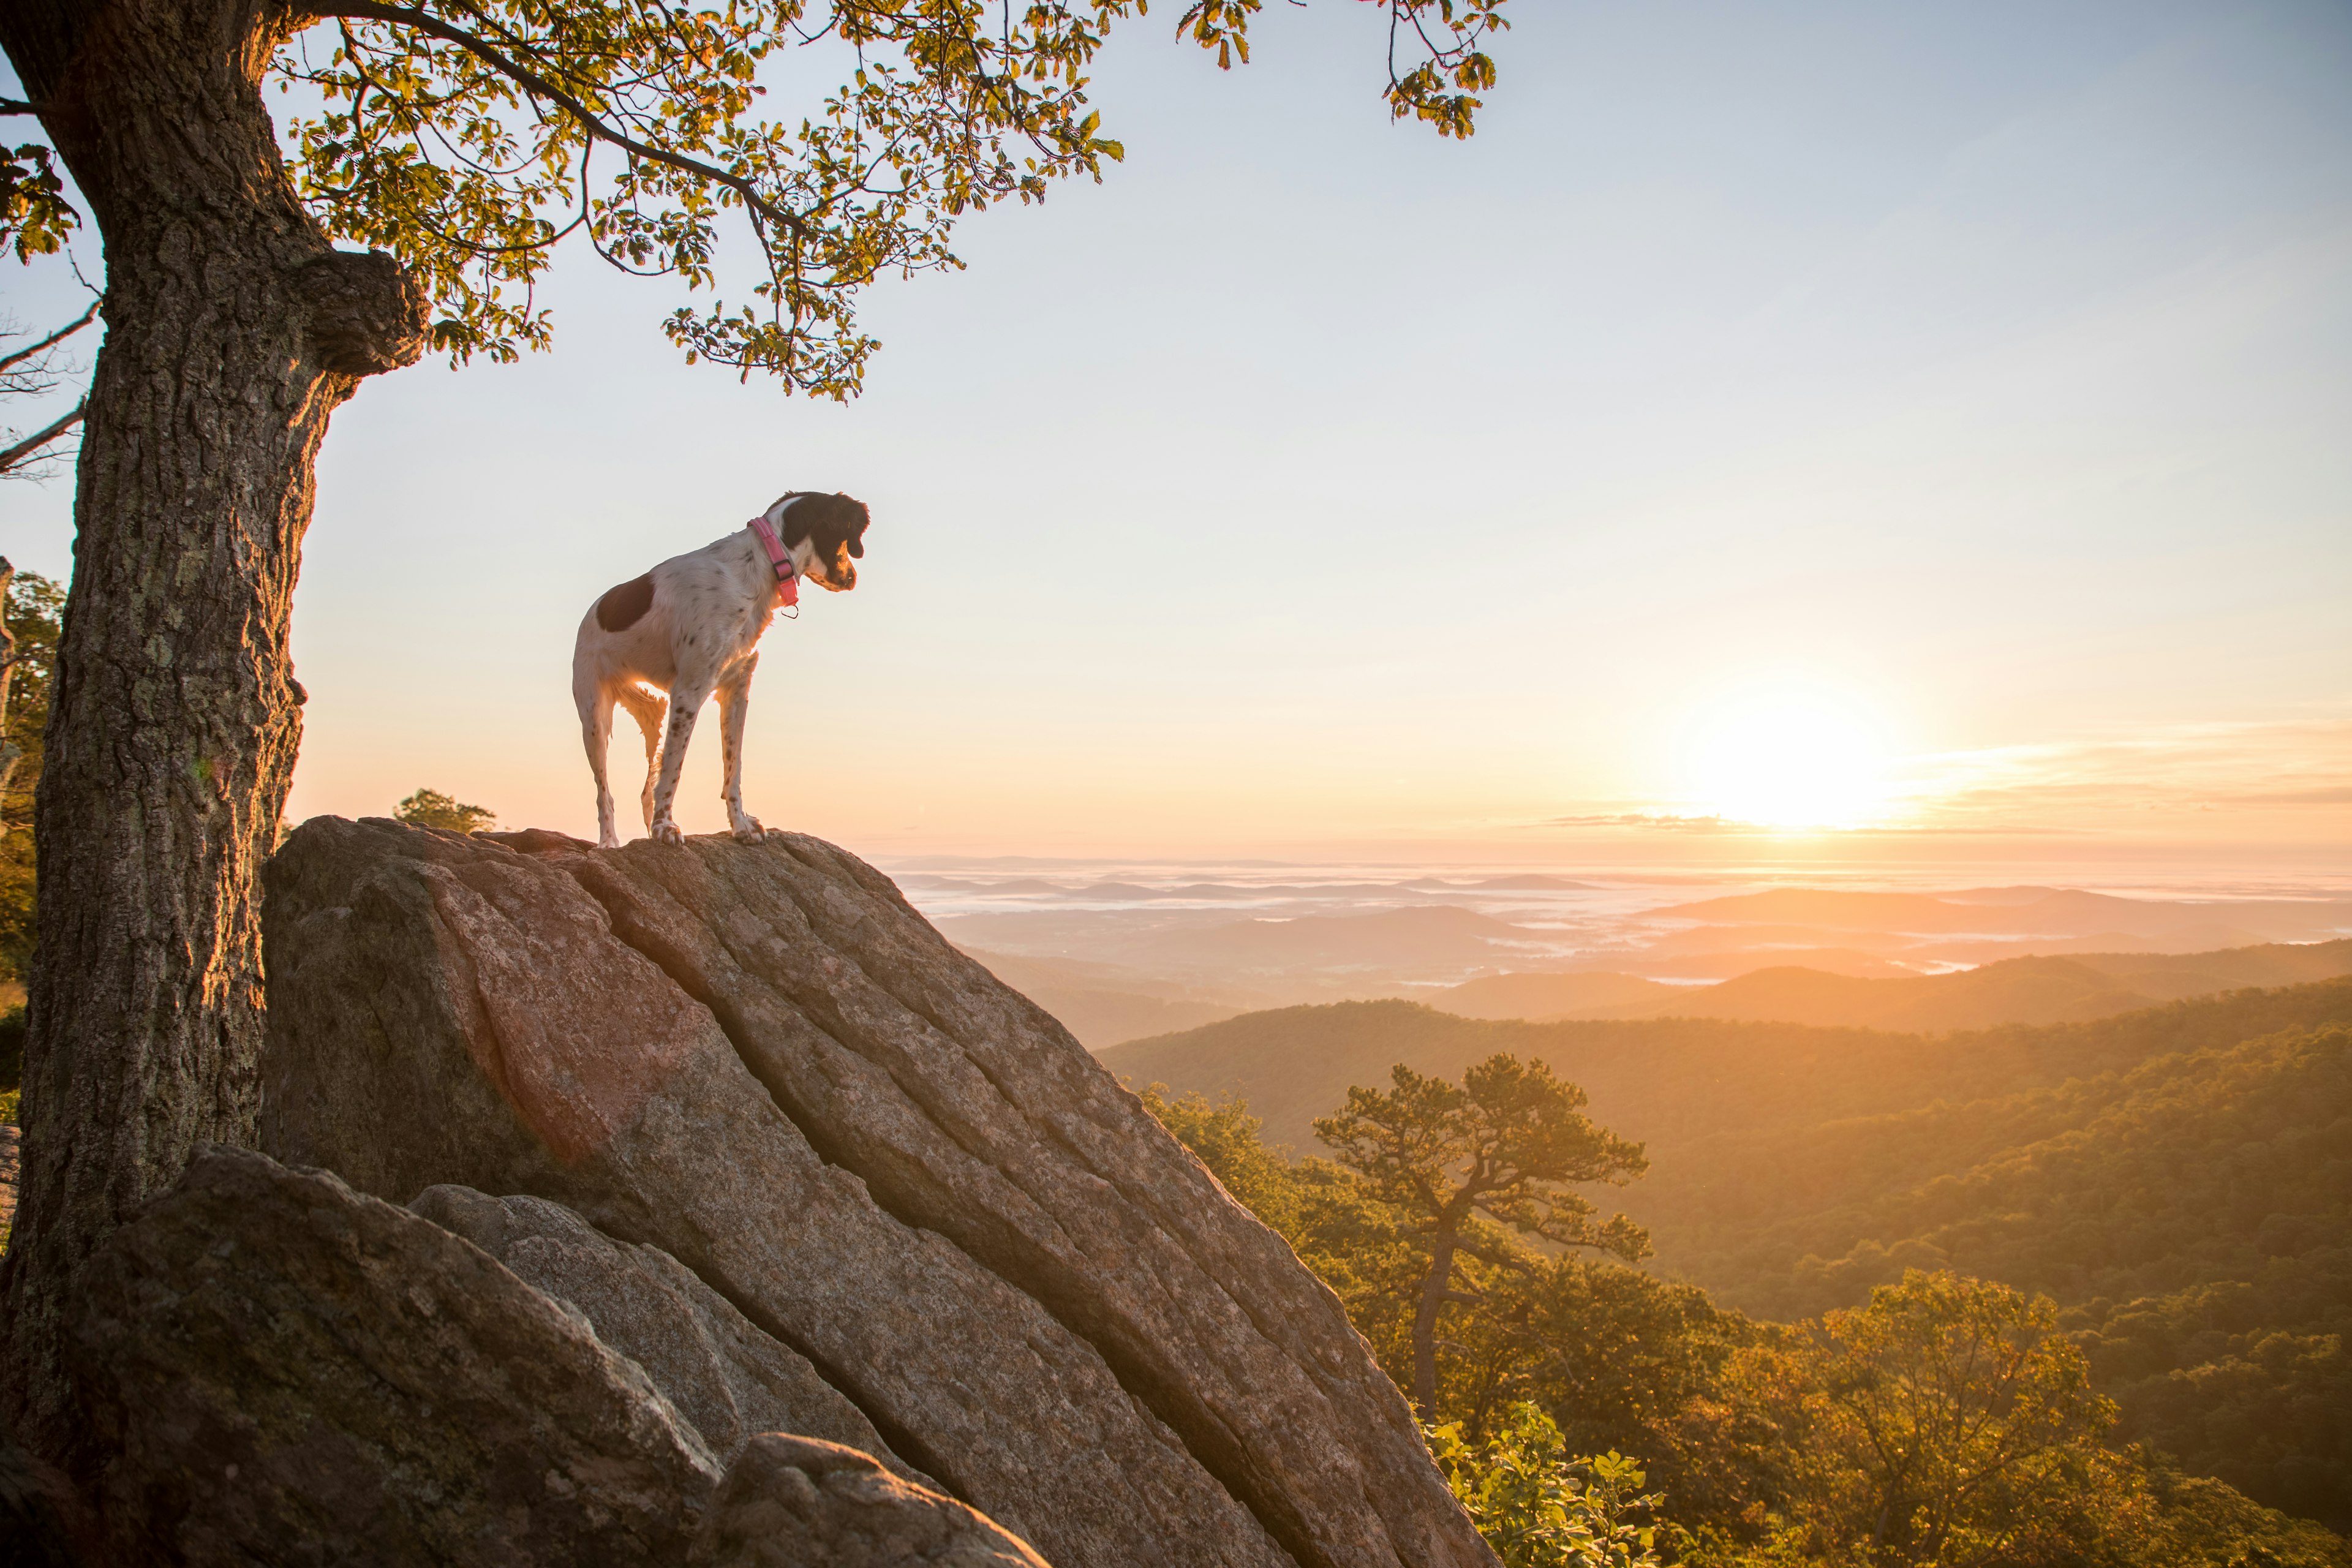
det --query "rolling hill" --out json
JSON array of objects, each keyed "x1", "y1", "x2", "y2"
[{"x1": 1099, "y1": 978, "x2": 2352, "y2": 1158}]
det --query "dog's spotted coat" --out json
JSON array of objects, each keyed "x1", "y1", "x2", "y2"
[{"x1": 572, "y1": 491, "x2": 869, "y2": 848}]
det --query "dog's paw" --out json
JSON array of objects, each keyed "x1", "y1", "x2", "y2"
[{"x1": 649, "y1": 819, "x2": 685, "y2": 846}]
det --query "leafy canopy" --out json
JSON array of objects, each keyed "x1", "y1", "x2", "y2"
[
  {"x1": 394, "y1": 786, "x2": 496, "y2": 832},
  {"x1": 1425, "y1": 1404, "x2": 1665, "y2": 1568},
  {"x1": 5, "y1": 1, "x2": 1511, "y2": 396},
  {"x1": 1746, "y1": 1270, "x2": 2144, "y2": 1568},
  {"x1": 1136, "y1": 1078, "x2": 2352, "y2": 1568},
  {"x1": 1314, "y1": 1053, "x2": 1650, "y2": 1259},
  {"x1": 0, "y1": 569, "x2": 62, "y2": 982}
]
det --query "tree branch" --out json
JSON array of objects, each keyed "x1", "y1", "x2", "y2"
[
  {"x1": 0, "y1": 397, "x2": 86, "y2": 473},
  {"x1": 0, "y1": 300, "x2": 98, "y2": 376},
  {"x1": 306, "y1": 1, "x2": 815, "y2": 243},
  {"x1": 0, "y1": 97, "x2": 37, "y2": 115}
]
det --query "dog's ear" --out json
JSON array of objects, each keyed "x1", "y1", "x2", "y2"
[{"x1": 833, "y1": 492, "x2": 870, "y2": 557}]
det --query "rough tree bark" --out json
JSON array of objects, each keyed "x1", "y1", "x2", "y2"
[
  {"x1": 0, "y1": 0, "x2": 427, "y2": 1458},
  {"x1": 1411, "y1": 1209, "x2": 1467, "y2": 1415}
]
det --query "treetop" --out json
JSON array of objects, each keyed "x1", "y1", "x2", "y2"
[{"x1": 4, "y1": 0, "x2": 1511, "y2": 398}]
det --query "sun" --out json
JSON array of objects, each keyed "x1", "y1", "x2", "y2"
[{"x1": 1685, "y1": 687, "x2": 1894, "y2": 830}]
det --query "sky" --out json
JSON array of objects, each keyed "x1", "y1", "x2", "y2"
[{"x1": 3, "y1": 0, "x2": 2348, "y2": 866}]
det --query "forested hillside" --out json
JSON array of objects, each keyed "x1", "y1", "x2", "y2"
[
  {"x1": 1100, "y1": 978, "x2": 2352, "y2": 1155},
  {"x1": 1104, "y1": 979, "x2": 2352, "y2": 1529}
]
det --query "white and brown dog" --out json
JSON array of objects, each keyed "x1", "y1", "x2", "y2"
[{"x1": 573, "y1": 491, "x2": 869, "y2": 848}]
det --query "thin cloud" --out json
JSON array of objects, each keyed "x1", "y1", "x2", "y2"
[
  {"x1": 1893, "y1": 714, "x2": 2352, "y2": 831},
  {"x1": 1542, "y1": 711, "x2": 2351, "y2": 840}
]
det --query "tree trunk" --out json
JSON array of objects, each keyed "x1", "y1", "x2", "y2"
[
  {"x1": 1411, "y1": 1224, "x2": 1461, "y2": 1417},
  {"x1": 0, "y1": 0, "x2": 425, "y2": 1460}
]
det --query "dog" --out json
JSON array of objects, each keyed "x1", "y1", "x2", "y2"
[{"x1": 573, "y1": 491, "x2": 869, "y2": 848}]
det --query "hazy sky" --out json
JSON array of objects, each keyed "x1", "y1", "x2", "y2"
[{"x1": 4, "y1": 0, "x2": 2348, "y2": 863}]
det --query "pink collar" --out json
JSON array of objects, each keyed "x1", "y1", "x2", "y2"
[{"x1": 747, "y1": 514, "x2": 799, "y2": 607}]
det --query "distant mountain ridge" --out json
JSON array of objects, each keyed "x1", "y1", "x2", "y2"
[
  {"x1": 1437, "y1": 938, "x2": 2352, "y2": 1032},
  {"x1": 1657, "y1": 888, "x2": 2351, "y2": 944},
  {"x1": 957, "y1": 947, "x2": 1248, "y2": 1047}
]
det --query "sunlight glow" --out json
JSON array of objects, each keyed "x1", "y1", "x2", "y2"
[{"x1": 1685, "y1": 687, "x2": 1896, "y2": 830}]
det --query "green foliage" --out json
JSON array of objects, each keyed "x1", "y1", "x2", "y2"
[
  {"x1": 188, "y1": 0, "x2": 1512, "y2": 396},
  {"x1": 15, "y1": 0, "x2": 1517, "y2": 392},
  {"x1": 1137, "y1": 1057, "x2": 2352, "y2": 1566},
  {"x1": 0, "y1": 570, "x2": 62, "y2": 982},
  {"x1": 0, "y1": 141, "x2": 75, "y2": 262},
  {"x1": 1139, "y1": 1077, "x2": 1771, "y2": 1518},
  {"x1": 1314, "y1": 1055, "x2": 1650, "y2": 1260},
  {"x1": 1731, "y1": 1271, "x2": 2144, "y2": 1568},
  {"x1": 1112, "y1": 984, "x2": 2352, "y2": 1528},
  {"x1": 2134, "y1": 1458, "x2": 2352, "y2": 1568},
  {"x1": 2074, "y1": 1263, "x2": 2352, "y2": 1531},
  {"x1": 1426, "y1": 1403, "x2": 1664, "y2": 1568},
  {"x1": 393, "y1": 786, "x2": 496, "y2": 834},
  {"x1": 1689, "y1": 1020, "x2": 2352, "y2": 1528},
  {"x1": 1445, "y1": 1256, "x2": 1785, "y2": 1523},
  {"x1": 1309, "y1": 1054, "x2": 1648, "y2": 1410}
]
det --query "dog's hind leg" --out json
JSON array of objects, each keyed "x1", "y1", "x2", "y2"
[
  {"x1": 647, "y1": 677, "x2": 713, "y2": 846},
  {"x1": 615, "y1": 683, "x2": 668, "y2": 832},
  {"x1": 714, "y1": 655, "x2": 768, "y2": 843},
  {"x1": 575, "y1": 671, "x2": 622, "y2": 850}
]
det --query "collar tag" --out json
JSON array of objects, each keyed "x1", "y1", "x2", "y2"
[{"x1": 747, "y1": 514, "x2": 799, "y2": 607}]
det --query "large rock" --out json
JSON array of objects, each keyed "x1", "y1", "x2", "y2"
[
  {"x1": 408, "y1": 1183, "x2": 918, "y2": 1479},
  {"x1": 262, "y1": 820, "x2": 1290, "y2": 1568},
  {"x1": 690, "y1": 1434, "x2": 1046, "y2": 1568},
  {"x1": 262, "y1": 820, "x2": 1495, "y2": 1568},
  {"x1": 71, "y1": 1146, "x2": 1050, "y2": 1567},
  {"x1": 70, "y1": 1145, "x2": 721, "y2": 1563}
]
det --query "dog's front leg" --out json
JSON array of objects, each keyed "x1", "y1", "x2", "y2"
[
  {"x1": 647, "y1": 677, "x2": 715, "y2": 845},
  {"x1": 714, "y1": 658, "x2": 771, "y2": 843}
]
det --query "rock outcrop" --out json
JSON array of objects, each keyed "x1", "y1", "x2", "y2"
[
  {"x1": 262, "y1": 818, "x2": 1496, "y2": 1568},
  {"x1": 408, "y1": 1183, "x2": 916, "y2": 1477},
  {"x1": 71, "y1": 1145, "x2": 1050, "y2": 1566},
  {"x1": 72, "y1": 1145, "x2": 721, "y2": 1563}
]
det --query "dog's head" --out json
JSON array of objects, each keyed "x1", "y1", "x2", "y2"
[{"x1": 774, "y1": 491, "x2": 870, "y2": 592}]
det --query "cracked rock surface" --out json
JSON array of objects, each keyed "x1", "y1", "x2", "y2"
[
  {"x1": 260, "y1": 818, "x2": 1496, "y2": 1568},
  {"x1": 408, "y1": 1183, "x2": 921, "y2": 1480},
  {"x1": 72, "y1": 1146, "x2": 722, "y2": 1564},
  {"x1": 72, "y1": 1146, "x2": 1050, "y2": 1566}
]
